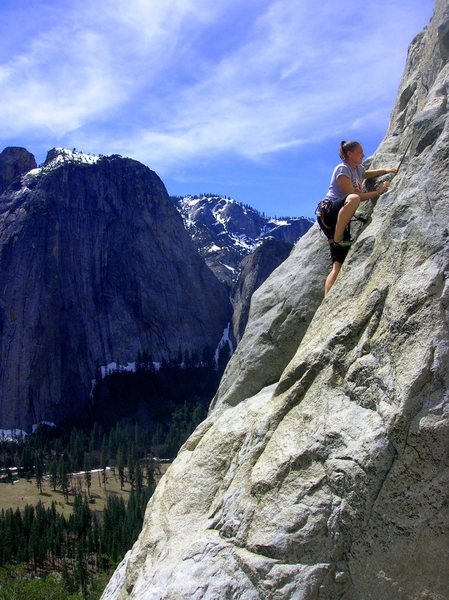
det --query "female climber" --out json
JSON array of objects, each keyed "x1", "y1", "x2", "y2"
[{"x1": 316, "y1": 140, "x2": 397, "y2": 296}]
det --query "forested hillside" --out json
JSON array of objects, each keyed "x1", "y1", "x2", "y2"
[{"x1": 0, "y1": 353, "x2": 230, "y2": 599}]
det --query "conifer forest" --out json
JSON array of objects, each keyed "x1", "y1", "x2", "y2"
[{"x1": 0, "y1": 352, "x2": 230, "y2": 599}]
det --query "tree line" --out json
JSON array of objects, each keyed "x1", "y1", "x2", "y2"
[
  {"x1": 88, "y1": 344, "x2": 230, "y2": 436},
  {"x1": 0, "y1": 421, "x2": 157, "y2": 597},
  {"x1": 1, "y1": 346, "x2": 232, "y2": 478},
  {"x1": 0, "y1": 485, "x2": 154, "y2": 597},
  {"x1": 0, "y1": 350, "x2": 232, "y2": 598}
]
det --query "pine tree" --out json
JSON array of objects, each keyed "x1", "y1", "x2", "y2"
[
  {"x1": 127, "y1": 445, "x2": 136, "y2": 489},
  {"x1": 62, "y1": 559, "x2": 76, "y2": 594},
  {"x1": 34, "y1": 451, "x2": 44, "y2": 494},
  {"x1": 83, "y1": 454, "x2": 92, "y2": 496},
  {"x1": 128, "y1": 462, "x2": 135, "y2": 490},
  {"x1": 21, "y1": 443, "x2": 34, "y2": 479},
  {"x1": 108, "y1": 429, "x2": 116, "y2": 462},
  {"x1": 145, "y1": 459, "x2": 156, "y2": 492},
  {"x1": 49, "y1": 459, "x2": 58, "y2": 491},
  {"x1": 135, "y1": 461, "x2": 143, "y2": 492},
  {"x1": 117, "y1": 448, "x2": 125, "y2": 490},
  {"x1": 102, "y1": 466, "x2": 108, "y2": 489},
  {"x1": 58, "y1": 457, "x2": 70, "y2": 502}
]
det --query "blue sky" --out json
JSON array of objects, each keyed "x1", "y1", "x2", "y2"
[{"x1": 0, "y1": 0, "x2": 434, "y2": 217}]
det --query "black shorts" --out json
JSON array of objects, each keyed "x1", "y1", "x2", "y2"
[
  {"x1": 316, "y1": 197, "x2": 350, "y2": 264},
  {"x1": 316, "y1": 197, "x2": 346, "y2": 236}
]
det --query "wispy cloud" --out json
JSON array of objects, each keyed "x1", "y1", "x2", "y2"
[
  {"x1": 89, "y1": 0, "x2": 432, "y2": 170},
  {"x1": 0, "y1": 0, "x2": 213, "y2": 135},
  {"x1": 0, "y1": 0, "x2": 434, "y2": 173}
]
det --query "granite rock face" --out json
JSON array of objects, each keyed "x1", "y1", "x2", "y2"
[
  {"x1": 102, "y1": 2, "x2": 449, "y2": 599},
  {"x1": 231, "y1": 238, "x2": 293, "y2": 343},
  {"x1": 0, "y1": 149, "x2": 231, "y2": 430},
  {"x1": 0, "y1": 147, "x2": 37, "y2": 194}
]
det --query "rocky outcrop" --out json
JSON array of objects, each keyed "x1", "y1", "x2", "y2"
[
  {"x1": 102, "y1": 2, "x2": 449, "y2": 599},
  {"x1": 175, "y1": 195, "x2": 312, "y2": 286},
  {"x1": 231, "y1": 238, "x2": 293, "y2": 343},
  {"x1": 212, "y1": 227, "x2": 330, "y2": 410},
  {"x1": 0, "y1": 149, "x2": 231, "y2": 430},
  {"x1": 0, "y1": 147, "x2": 37, "y2": 194}
]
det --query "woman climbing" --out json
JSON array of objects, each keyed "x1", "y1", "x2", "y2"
[{"x1": 316, "y1": 140, "x2": 397, "y2": 296}]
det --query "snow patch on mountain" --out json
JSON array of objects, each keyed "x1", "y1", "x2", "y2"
[
  {"x1": 27, "y1": 148, "x2": 102, "y2": 178},
  {"x1": 174, "y1": 194, "x2": 313, "y2": 285}
]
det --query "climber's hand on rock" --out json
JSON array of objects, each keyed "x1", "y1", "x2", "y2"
[{"x1": 376, "y1": 181, "x2": 390, "y2": 196}]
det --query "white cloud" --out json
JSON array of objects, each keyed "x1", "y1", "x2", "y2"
[
  {"x1": 91, "y1": 0, "x2": 432, "y2": 169},
  {"x1": 0, "y1": 0, "x2": 214, "y2": 136},
  {"x1": 0, "y1": 0, "x2": 434, "y2": 171}
]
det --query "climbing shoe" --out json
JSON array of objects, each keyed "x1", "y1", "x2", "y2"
[{"x1": 332, "y1": 239, "x2": 352, "y2": 248}]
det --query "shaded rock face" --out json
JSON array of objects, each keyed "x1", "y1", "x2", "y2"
[
  {"x1": 102, "y1": 3, "x2": 449, "y2": 599},
  {"x1": 175, "y1": 195, "x2": 313, "y2": 286},
  {"x1": 231, "y1": 238, "x2": 293, "y2": 343},
  {"x1": 0, "y1": 150, "x2": 231, "y2": 430},
  {"x1": 0, "y1": 147, "x2": 37, "y2": 194}
]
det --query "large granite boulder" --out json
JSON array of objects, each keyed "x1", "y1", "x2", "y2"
[
  {"x1": 102, "y1": 2, "x2": 449, "y2": 598},
  {"x1": 0, "y1": 149, "x2": 231, "y2": 430}
]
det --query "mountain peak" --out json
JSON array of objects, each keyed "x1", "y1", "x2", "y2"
[
  {"x1": 43, "y1": 147, "x2": 102, "y2": 169},
  {"x1": 174, "y1": 194, "x2": 313, "y2": 285}
]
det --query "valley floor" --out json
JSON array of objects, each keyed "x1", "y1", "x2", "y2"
[{"x1": 0, "y1": 463, "x2": 170, "y2": 517}]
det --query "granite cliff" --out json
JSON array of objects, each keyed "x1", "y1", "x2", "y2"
[
  {"x1": 102, "y1": 1, "x2": 449, "y2": 598},
  {"x1": 0, "y1": 149, "x2": 231, "y2": 430}
]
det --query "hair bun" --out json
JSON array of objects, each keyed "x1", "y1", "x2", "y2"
[{"x1": 338, "y1": 140, "x2": 360, "y2": 160}]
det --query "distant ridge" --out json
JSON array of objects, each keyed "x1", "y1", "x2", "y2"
[{"x1": 174, "y1": 194, "x2": 313, "y2": 285}]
